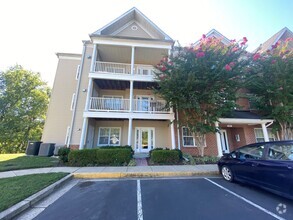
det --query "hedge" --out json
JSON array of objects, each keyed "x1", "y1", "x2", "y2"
[
  {"x1": 151, "y1": 149, "x2": 181, "y2": 164},
  {"x1": 68, "y1": 148, "x2": 132, "y2": 166}
]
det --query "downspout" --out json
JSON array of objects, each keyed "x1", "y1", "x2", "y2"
[{"x1": 67, "y1": 41, "x2": 87, "y2": 148}]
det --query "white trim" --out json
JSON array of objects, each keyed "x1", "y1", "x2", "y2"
[
  {"x1": 84, "y1": 111, "x2": 175, "y2": 120},
  {"x1": 65, "y1": 126, "x2": 71, "y2": 145},
  {"x1": 111, "y1": 20, "x2": 136, "y2": 36},
  {"x1": 215, "y1": 122, "x2": 223, "y2": 157},
  {"x1": 254, "y1": 128, "x2": 276, "y2": 142},
  {"x1": 220, "y1": 129, "x2": 230, "y2": 153},
  {"x1": 92, "y1": 38, "x2": 172, "y2": 49},
  {"x1": 89, "y1": 72, "x2": 155, "y2": 82},
  {"x1": 219, "y1": 118, "x2": 273, "y2": 124},
  {"x1": 75, "y1": 65, "x2": 81, "y2": 80},
  {"x1": 97, "y1": 127, "x2": 122, "y2": 146},
  {"x1": 70, "y1": 93, "x2": 76, "y2": 111},
  {"x1": 58, "y1": 55, "x2": 81, "y2": 60},
  {"x1": 102, "y1": 95, "x2": 123, "y2": 99},
  {"x1": 272, "y1": 27, "x2": 289, "y2": 48}
]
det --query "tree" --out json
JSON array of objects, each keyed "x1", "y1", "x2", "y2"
[
  {"x1": 246, "y1": 38, "x2": 293, "y2": 140},
  {"x1": 154, "y1": 36, "x2": 249, "y2": 156},
  {"x1": 0, "y1": 65, "x2": 51, "y2": 153}
]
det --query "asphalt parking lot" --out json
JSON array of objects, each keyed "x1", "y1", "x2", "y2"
[{"x1": 20, "y1": 177, "x2": 293, "y2": 220}]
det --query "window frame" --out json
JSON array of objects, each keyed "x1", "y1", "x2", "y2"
[
  {"x1": 254, "y1": 128, "x2": 276, "y2": 142},
  {"x1": 182, "y1": 127, "x2": 195, "y2": 147},
  {"x1": 97, "y1": 127, "x2": 121, "y2": 146}
]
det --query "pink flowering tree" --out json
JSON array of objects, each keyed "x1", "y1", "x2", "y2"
[
  {"x1": 154, "y1": 36, "x2": 249, "y2": 156},
  {"x1": 246, "y1": 38, "x2": 293, "y2": 140}
]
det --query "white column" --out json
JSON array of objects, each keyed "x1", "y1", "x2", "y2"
[
  {"x1": 176, "y1": 110, "x2": 181, "y2": 149},
  {"x1": 131, "y1": 46, "x2": 135, "y2": 75},
  {"x1": 129, "y1": 80, "x2": 134, "y2": 112},
  {"x1": 262, "y1": 123, "x2": 270, "y2": 141},
  {"x1": 128, "y1": 118, "x2": 133, "y2": 146},
  {"x1": 215, "y1": 122, "x2": 223, "y2": 157},
  {"x1": 85, "y1": 78, "x2": 93, "y2": 111},
  {"x1": 170, "y1": 120, "x2": 176, "y2": 149},
  {"x1": 90, "y1": 44, "x2": 97, "y2": 72},
  {"x1": 79, "y1": 117, "x2": 88, "y2": 149}
]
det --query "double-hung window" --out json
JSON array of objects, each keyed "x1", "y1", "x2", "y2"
[
  {"x1": 98, "y1": 127, "x2": 121, "y2": 146},
  {"x1": 182, "y1": 127, "x2": 195, "y2": 147},
  {"x1": 254, "y1": 128, "x2": 276, "y2": 142}
]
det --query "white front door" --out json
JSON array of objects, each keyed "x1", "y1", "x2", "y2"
[
  {"x1": 220, "y1": 130, "x2": 230, "y2": 153},
  {"x1": 135, "y1": 127, "x2": 155, "y2": 152}
]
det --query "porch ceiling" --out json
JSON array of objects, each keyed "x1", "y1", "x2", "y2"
[
  {"x1": 97, "y1": 44, "x2": 167, "y2": 65},
  {"x1": 94, "y1": 79, "x2": 158, "y2": 90}
]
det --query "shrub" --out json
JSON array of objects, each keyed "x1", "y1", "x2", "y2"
[
  {"x1": 149, "y1": 148, "x2": 164, "y2": 157},
  {"x1": 193, "y1": 156, "x2": 219, "y2": 164},
  {"x1": 99, "y1": 145, "x2": 134, "y2": 154},
  {"x1": 58, "y1": 147, "x2": 70, "y2": 163},
  {"x1": 68, "y1": 148, "x2": 132, "y2": 166},
  {"x1": 95, "y1": 148, "x2": 132, "y2": 166},
  {"x1": 68, "y1": 149, "x2": 96, "y2": 166},
  {"x1": 183, "y1": 153, "x2": 196, "y2": 165},
  {"x1": 151, "y1": 149, "x2": 181, "y2": 164}
]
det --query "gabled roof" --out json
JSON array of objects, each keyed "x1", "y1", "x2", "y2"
[
  {"x1": 256, "y1": 27, "x2": 293, "y2": 53},
  {"x1": 90, "y1": 7, "x2": 173, "y2": 41},
  {"x1": 194, "y1": 29, "x2": 231, "y2": 46}
]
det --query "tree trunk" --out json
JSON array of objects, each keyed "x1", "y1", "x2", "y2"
[{"x1": 194, "y1": 133, "x2": 206, "y2": 157}]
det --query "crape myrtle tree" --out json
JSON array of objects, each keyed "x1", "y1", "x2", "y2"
[
  {"x1": 154, "y1": 36, "x2": 249, "y2": 156},
  {"x1": 0, "y1": 65, "x2": 51, "y2": 153},
  {"x1": 246, "y1": 38, "x2": 293, "y2": 140}
]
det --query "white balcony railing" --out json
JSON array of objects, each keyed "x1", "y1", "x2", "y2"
[
  {"x1": 94, "y1": 61, "x2": 155, "y2": 76},
  {"x1": 89, "y1": 97, "x2": 169, "y2": 113}
]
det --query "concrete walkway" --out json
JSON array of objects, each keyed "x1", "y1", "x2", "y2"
[{"x1": 0, "y1": 164, "x2": 219, "y2": 179}]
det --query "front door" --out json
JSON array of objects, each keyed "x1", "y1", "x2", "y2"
[
  {"x1": 220, "y1": 130, "x2": 229, "y2": 153},
  {"x1": 135, "y1": 127, "x2": 154, "y2": 153},
  {"x1": 136, "y1": 96, "x2": 154, "y2": 112}
]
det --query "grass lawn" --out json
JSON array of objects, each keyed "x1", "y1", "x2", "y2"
[
  {"x1": 0, "y1": 173, "x2": 68, "y2": 212},
  {"x1": 0, "y1": 154, "x2": 59, "y2": 172}
]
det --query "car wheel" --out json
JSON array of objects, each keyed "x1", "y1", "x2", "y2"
[{"x1": 221, "y1": 166, "x2": 233, "y2": 182}]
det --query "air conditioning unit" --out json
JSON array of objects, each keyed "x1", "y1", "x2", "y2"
[
  {"x1": 26, "y1": 141, "x2": 42, "y2": 156},
  {"x1": 38, "y1": 143, "x2": 55, "y2": 157}
]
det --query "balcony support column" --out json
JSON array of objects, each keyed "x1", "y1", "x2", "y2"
[
  {"x1": 129, "y1": 80, "x2": 134, "y2": 112},
  {"x1": 85, "y1": 78, "x2": 93, "y2": 111},
  {"x1": 215, "y1": 122, "x2": 223, "y2": 157},
  {"x1": 90, "y1": 44, "x2": 98, "y2": 72},
  {"x1": 261, "y1": 123, "x2": 270, "y2": 142},
  {"x1": 131, "y1": 46, "x2": 135, "y2": 75},
  {"x1": 170, "y1": 119, "x2": 176, "y2": 149},
  {"x1": 128, "y1": 118, "x2": 133, "y2": 146}
]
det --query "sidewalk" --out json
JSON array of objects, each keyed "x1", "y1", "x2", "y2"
[{"x1": 0, "y1": 164, "x2": 219, "y2": 179}]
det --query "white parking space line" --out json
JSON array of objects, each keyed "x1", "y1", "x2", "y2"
[
  {"x1": 204, "y1": 178, "x2": 286, "y2": 220},
  {"x1": 137, "y1": 180, "x2": 144, "y2": 220}
]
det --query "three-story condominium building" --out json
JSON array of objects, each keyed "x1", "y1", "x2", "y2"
[
  {"x1": 42, "y1": 7, "x2": 176, "y2": 153},
  {"x1": 42, "y1": 7, "x2": 278, "y2": 156}
]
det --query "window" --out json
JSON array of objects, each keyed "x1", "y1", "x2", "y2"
[
  {"x1": 267, "y1": 143, "x2": 293, "y2": 161},
  {"x1": 98, "y1": 127, "x2": 121, "y2": 146},
  {"x1": 137, "y1": 68, "x2": 151, "y2": 75},
  {"x1": 237, "y1": 144, "x2": 265, "y2": 160},
  {"x1": 254, "y1": 128, "x2": 276, "y2": 142},
  {"x1": 182, "y1": 127, "x2": 195, "y2": 147},
  {"x1": 70, "y1": 93, "x2": 76, "y2": 110},
  {"x1": 75, "y1": 65, "x2": 81, "y2": 80}
]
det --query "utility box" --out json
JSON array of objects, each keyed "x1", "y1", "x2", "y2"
[
  {"x1": 26, "y1": 141, "x2": 42, "y2": 156},
  {"x1": 38, "y1": 143, "x2": 55, "y2": 157}
]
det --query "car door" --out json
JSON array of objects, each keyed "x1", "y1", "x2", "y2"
[
  {"x1": 259, "y1": 142, "x2": 293, "y2": 196},
  {"x1": 232, "y1": 143, "x2": 265, "y2": 183}
]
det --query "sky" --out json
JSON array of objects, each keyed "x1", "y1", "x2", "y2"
[{"x1": 1, "y1": 0, "x2": 292, "y2": 87}]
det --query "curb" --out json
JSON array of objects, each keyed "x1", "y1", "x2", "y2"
[
  {"x1": 0, "y1": 173, "x2": 73, "y2": 220},
  {"x1": 73, "y1": 171, "x2": 220, "y2": 179}
]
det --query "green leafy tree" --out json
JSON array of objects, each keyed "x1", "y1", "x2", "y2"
[
  {"x1": 0, "y1": 65, "x2": 51, "y2": 153},
  {"x1": 246, "y1": 38, "x2": 293, "y2": 140},
  {"x1": 154, "y1": 36, "x2": 249, "y2": 156}
]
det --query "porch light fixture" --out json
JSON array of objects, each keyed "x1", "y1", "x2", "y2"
[
  {"x1": 235, "y1": 134, "x2": 240, "y2": 142},
  {"x1": 82, "y1": 89, "x2": 87, "y2": 92},
  {"x1": 87, "y1": 55, "x2": 92, "y2": 59}
]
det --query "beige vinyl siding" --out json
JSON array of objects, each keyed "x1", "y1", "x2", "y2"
[
  {"x1": 71, "y1": 44, "x2": 93, "y2": 145},
  {"x1": 42, "y1": 56, "x2": 81, "y2": 145},
  {"x1": 116, "y1": 22, "x2": 152, "y2": 39}
]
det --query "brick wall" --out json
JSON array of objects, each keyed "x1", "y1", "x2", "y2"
[{"x1": 69, "y1": 145, "x2": 79, "y2": 150}]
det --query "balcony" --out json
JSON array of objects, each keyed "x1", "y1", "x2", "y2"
[
  {"x1": 90, "y1": 61, "x2": 156, "y2": 82},
  {"x1": 89, "y1": 97, "x2": 170, "y2": 113}
]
